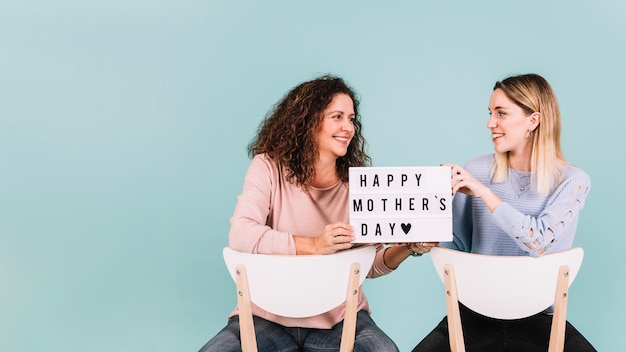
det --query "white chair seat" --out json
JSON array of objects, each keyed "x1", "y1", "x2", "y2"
[
  {"x1": 223, "y1": 245, "x2": 377, "y2": 352},
  {"x1": 430, "y1": 247, "x2": 583, "y2": 319}
]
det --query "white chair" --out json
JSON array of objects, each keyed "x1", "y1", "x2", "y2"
[
  {"x1": 429, "y1": 246, "x2": 584, "y2": 352},
  {"x1": 223, "y1": 245, "x2": 377, "y2": 352}
]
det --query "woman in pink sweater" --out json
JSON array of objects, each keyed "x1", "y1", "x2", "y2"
[{"x1": 199, "y1": 74, "x2": 429, "y2": 352}]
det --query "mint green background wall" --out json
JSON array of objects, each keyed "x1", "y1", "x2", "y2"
[{"x1": 2, "y1": 1, "x2": 623, "y2": 351}]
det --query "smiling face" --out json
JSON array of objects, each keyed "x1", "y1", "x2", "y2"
[
  {"x1": 487, "y1": 88, "x2": 539, "y2": 166},
  {"x1": 316, "y1": 93, "x2": 355, "y2": 162}
]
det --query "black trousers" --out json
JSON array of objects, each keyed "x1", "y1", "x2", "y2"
[{"x1": 413, "y1": 304, "x2": 596, "y2": 352}]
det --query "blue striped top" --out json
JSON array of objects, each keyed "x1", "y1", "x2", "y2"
[{"x1": 442, "y1": 154, "x2": 591, "y2": 257}]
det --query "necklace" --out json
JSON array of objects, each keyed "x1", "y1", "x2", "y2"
[{"x1": 510, "y1": 169, "x2": 531, "y2": 199}]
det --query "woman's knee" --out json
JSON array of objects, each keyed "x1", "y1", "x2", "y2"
[
  {"x1": 198, "y1": 317, "x2": 242, "y2": 352},
  {"x1": 354, "y1": 311, "x2": 399, "y2": 352}
]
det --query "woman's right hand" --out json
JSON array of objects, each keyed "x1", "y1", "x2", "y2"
[
  {"x1": 444, "y1": 163, "x2": 489, "y2": 198},
  {"x1": 443, "y1": 163, "x2": 502, "y2": 212}
]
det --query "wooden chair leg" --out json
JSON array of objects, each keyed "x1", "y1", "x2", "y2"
[
  {"x1": 443, "y1": 264, "x2": 465, "y2": 352},
  {"x1": 340, "y1": 263, "x2": 361, "y2": 352},
  {"x1": 548, "y1": 265, "x2": 570, "y2": 352},
  {"x1": 235, "y1": 264, "x2": 258, "y2": 352}
]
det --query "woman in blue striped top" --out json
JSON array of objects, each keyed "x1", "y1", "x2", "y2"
[{"x1": 413, "y1": 73, "x2": 596, "y2": 351}]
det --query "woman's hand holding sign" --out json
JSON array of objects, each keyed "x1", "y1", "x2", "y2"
[
  {"x1": 295, "y1": 222, "x2": 355, "y2": 255},
  {"x1": 408, "y1": 241, "x2": 438, "y2": 256},
  {"x1": 445, "y1": 163, "x2": 502, "y2": 213}
]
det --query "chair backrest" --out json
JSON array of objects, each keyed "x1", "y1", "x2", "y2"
[
  {"x1": 223, "y1": 245, "x2": 376, "y2": 318},
  {"x1": 430, "y1": 247, "x2": 584, "y2": 319}
]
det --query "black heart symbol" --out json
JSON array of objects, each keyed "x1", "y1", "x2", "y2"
[{"x1": 401, "y1": 223, "x2": 411, "y2": 234}]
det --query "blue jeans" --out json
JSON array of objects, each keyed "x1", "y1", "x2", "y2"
[
  {"x1": 412, "y1": 303, "x2": 596, "y2": 352},
  {"x1": 199, "y1": 310, "x2": 398, "y2": 352}
]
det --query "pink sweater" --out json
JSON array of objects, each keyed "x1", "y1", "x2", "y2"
[{"x1": 228, "y1": 154, "x2": 394, "y2": 328}]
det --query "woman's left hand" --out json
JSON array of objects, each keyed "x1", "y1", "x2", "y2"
[{"x1": 407, "y1": 242, "x2": 438, "y2": 255}]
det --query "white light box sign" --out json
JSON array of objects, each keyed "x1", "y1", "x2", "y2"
[{"x1": 349, "y1": 166, "x2": 452, "y2": 243}]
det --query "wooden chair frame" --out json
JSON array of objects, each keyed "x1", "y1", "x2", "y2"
[{"x1": 430, "y1": 247, "x2": 584, "y2": 352}]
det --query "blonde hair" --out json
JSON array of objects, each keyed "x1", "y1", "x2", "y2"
[{"x1": 491, "y1": 74, "x2": 566, "y2": 195}]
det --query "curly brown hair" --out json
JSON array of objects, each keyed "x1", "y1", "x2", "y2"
[{"x1": 248, "y1": 74, "x2": 371, "y2": 189}]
